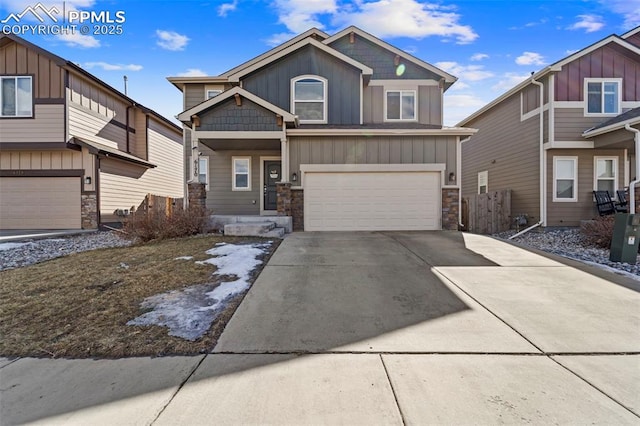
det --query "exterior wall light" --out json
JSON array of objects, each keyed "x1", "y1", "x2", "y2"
[
  {"x1": 448, "y1": 172, "x2": 455, "y2": 182},
  {"x1": 292, "y1": 172, "x2": 297, "y2": 182},
  {"x1": 85, "y1": 176, "x2": 92, "y2": 185}
]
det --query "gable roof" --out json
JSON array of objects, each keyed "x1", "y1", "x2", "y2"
[
  {"x1": 0, "y1": 34, "x2": 181, "y2": 133},
  {"x1": 225, "y1": 37, "x2": 373, "y2": 82},
  {"x1": 177, "y1": 86, "x2": 298, "y2": 125},
  {"x1": 582, "y1": 107, "x2": 640, "y2": 137},
  {"x1": 621, "y1": 26, "x2": 640, "y2": 39},
  {"x1": 324, "y1": 26, "x2": 457, "y2": 87},
  {"x1": 457, "y1": 34, "x2": 640, "y2": 127}
]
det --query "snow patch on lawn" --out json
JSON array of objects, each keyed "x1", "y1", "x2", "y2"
[
  {"x1": 0, "y1": 242, "x2": 32, "y2": 251},
  {"x1": 174, "y1": 256, "x2": 194, "y2": 260},
  {"x1": 127, "y1": 241, "x2": 272, "y2": 340}
]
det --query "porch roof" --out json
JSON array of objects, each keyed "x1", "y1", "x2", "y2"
[{"x1": 583, "y1": 107, "x2": 640, "y2": 138}]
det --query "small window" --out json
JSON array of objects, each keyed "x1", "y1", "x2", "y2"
[
  {"x1": 585, "y1": 79, "x2": 621, "y2": 115},
  {"x1": 1, "y1": 76, "x2": 32, "y2": 117},
  {"x1": 478, "y1": 171, "x2": 488, "y2": 194},
  {"x1": 386, "y1": 90, "x2": 416, "y2": 121},
  {"x1": 206, "y1": 90, "x2": 222, "y2": 99},
  {"x1": 232, "y1": 157, "x2": 251, "y2": 191},
  {"x1": 190, "y1": 156, "x2": 209, "y2": 190},
  {"x1": 594, "y1": 157, "x2": 617, "y2": 197},
  {"x1": 553, "y1": 157, "x2": 578, "y2": 202},
  {"x1": 291, "y1": 75, "x2": 327, "y2": 123}
]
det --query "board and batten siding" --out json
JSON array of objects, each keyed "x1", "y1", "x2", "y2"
[
  {"x1": 242, "y1": 45, "x2": 361, "y2": 125},
  {"x1": 0, "y1": 104, "x2": 64, "y2": 143},
  {"x1": 554, "y1": 43, "x2": 640, "y2": 102},
  {"x1": 200, "y1": 146, "x2": 280, "y2": 215},
  {"x1": 626, "y1": 32, "x2": 640, "y2": 48},
  {"x1": 546, "y1": 148, "x2": 626, "y2": 226},
  {"x1": 289, "y1": 135, "x2": 457, "y2": 185},
  {"x1": 363, "y1": 85, "x2": 441, "y2": 125},
  {"x1": 99, "y1": 117, "x2": 183, "y2": 220},
  {"x1": 461, "y1": 91, "x2": 541, "y2": 224},
  {"x1": 0, "y1": 39, "x2": 65, "y2": 99}
]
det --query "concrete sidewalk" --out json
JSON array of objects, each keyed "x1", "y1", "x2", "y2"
[{"x1": 1, "y1": 232, "x2": 638, "y2": 425}]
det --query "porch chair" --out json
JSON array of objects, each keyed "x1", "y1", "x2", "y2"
[
  {"x1": 616, "y1": 189, "x2": 629, "y2": 212},
  {"x1": 593, "y1": 190, "x2": 626, "y2": 216}
]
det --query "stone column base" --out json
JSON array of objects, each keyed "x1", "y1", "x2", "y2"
[
  {"x1": 442, "y1": 188, "x2": 460, "y2": 231},
  {"x1": 188, "y1": 182, "x2": 206, "y2": 209},
  {"x1": 81, "y1": 193, "x2": 98, "y2": 229}
]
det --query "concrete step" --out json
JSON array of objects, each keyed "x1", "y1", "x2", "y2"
[
  {"x1": 224, "y1": 222, "x2": 275, "y2": 236},
  {"x1": 261, "y1": 227, "x2": 285, "y2": 238}
]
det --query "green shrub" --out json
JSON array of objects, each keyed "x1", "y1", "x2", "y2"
[
  {"x1": 580, "y1": 215, "x2": 615, "y2": 248},
  {"x1": 123, "y1": 206, "x2": 210, "y2": 243}
]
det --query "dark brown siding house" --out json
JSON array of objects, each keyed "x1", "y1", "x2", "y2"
[
  {"x1": 0, "y1": 34, "x2": 184, "y2": 230},
  {"x1": 460, "y1": 26, "x2": 640, "y2": 228},
  {"x1": 169, "y1": 26, "x2": 476, "y2": 233}
]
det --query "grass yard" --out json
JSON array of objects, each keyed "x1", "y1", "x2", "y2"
[{"x1": 0, "y1": 235, "x2": 279, "y2": 359}]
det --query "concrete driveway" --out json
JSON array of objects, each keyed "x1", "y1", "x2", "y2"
[{"x1": 1, "y1": 231, "x2": 639, "y2": 425}]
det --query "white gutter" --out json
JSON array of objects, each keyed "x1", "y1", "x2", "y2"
[
  {"x1": 511, "y1": 76, "x2": 546, "y2": 240},
  {"x1": 625, "y1": 123, "x2": 640, "y2": 213}
]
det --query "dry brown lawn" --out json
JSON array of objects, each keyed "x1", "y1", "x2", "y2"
[{"x1": 0, "y1": 235, "x2": 279, "y2": 359}]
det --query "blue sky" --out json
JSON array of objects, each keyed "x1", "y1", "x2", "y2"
[{"x1": 1, "y1": 0, "x2": 639, "y2": 125}]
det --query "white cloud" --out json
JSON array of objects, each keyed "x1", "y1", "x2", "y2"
[
  {"x1": 449, "y1": 81, "x2": 470, "y2": 90},
  {"x1": 515, "y1": 51, "x2": 545, "y2": 66},
  {"x1": 156, "y1": 30, "x2": 189, "y2": 51},
  {"x1": 332, "y1": 0, "x2": 478, "y2": 44},
  {"x1": 265, "y1": 32, "x2": 297, "y2": 47},
  {"x1": 84, "y1": 62, "x2": 143, "y2": 71},
  {"x1": 435, "y1": 61, "x2": 494, "y2": 81},
  {"x1": 274, "y1": 0, "x2": 337, "y2": 33},
  {"x1": 177, "y1": 68, "x2": 208, "y2": 77},
  {"x1": 600, "y1": 0, "x2": 640, "y2": 29},
  {"x1": 567, "y1": 14, "x2": 605, "y2": 33},
  {"x1": 492, "y1": 72, "x2": 531, "y2": 91},
  {"x1": 56, "y1": 32, "x2": 100, "y2": 48},
  {"x1": 470, "y1": 53, "x2": 488, "y2": 61},
  {"x1": 443, "y1": 93, "x2": 487, "y2": 126},
  {"x1": 218, "y1": 0, "x2": 238, "y2": 17}
]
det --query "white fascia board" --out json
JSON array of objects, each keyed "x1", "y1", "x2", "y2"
[
  {"x1": 194, "y1": 131, "x2": 283, "y2": 139},
  {"x1": 300, "y1": 163, "x2": 446, "y2": 173},
  {"x1": 227, "y1": 38, "x2": 373, "y2": 82},
  {"x1": 324, "y1": 26, "x2": 457, "y2": 84},
  {"x1": 286, "y1": 127, "x2": 478, "y2": 137}
]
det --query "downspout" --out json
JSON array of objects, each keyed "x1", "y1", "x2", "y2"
[
  {"x1": 511, "y1": 75, "x2": 545, "y2": 239},
  {"x1": 625, "y1": 123, "x2": 640, "y2": 213}
]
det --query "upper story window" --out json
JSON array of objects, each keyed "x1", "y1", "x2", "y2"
[
  {"x1": 585, "y1": 78, "x2": 621, "y2": 115},
  {"x1": 386, "y1": 90, "x2": 416, "y2": 121},
  {"x1": 291, "y1": 75, "x2": 327, "y2": 123},
  {"x1": 206, "y1": 89, "x2": 222, "y2": 99},
  {"x1": 1, "y1": 76, "x2": 32, "y2": 117}
]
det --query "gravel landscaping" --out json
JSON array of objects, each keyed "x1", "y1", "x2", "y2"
[
  {"x1": 0, "y1": 232, "x2": 131, "y2": 271},
  {"x1": 495, "y1": 228, "x2": 640, "y2": 278}
]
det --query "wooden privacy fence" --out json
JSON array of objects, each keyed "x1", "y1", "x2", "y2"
[
  {"x1": 135, "y1": 194, "x2": 184, "y2": 217},
  {"x1": 462, "y1": 189, "x2": 511, "y2": 234}
]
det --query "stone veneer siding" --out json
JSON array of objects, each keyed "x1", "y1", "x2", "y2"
[
  {"x1": 276, "y1": 182, "x2": 292, "y2": 216},
  {"x1": 81, "y1": 193, "x2": 98, "y2": 229},
  {"x1": 188, "y1": 182, "x2": 207, "y2": 209},
  {"x1": 291, "y1": 188, "x2": 304, "y2": 231},
  {"x1": 442, "y1": 188, "x2": 460, "y2": 231}
]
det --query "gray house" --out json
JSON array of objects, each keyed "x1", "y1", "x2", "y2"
[
  {"x1": 460, "y1": 26, "x2": 640, "y2": 228},
  {"x1": 169, "y1": 27, "x2": 475, "y2": 232}
]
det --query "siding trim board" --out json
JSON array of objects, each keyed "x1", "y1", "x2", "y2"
[
  {"x1": 0, "y1": 169, "x2": 84, "y2": 177},
  {"x1": 0, "y1": 142, "x2": 67, "y2": 150}
]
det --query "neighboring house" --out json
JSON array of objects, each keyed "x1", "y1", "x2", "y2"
[
  {"x1": 168, "y1": 26, "x2": 475, "y2": 232},
  {"x1": 0, "y1": 34, "x2": 184, "y2": 230},
  {"x1": 460, "y1": 26, "x2": 640, "y2": 228}
]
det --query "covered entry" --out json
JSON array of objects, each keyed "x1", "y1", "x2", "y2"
[
  {"x1": 0, "y1": 176, "x2": 81, "y2": 229},
  {"x1": 302, "y1": 164, "x2": 443, "y2": 231}
]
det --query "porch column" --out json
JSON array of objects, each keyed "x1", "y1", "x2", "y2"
[
  {"x1": 190, "y1": 122, "x2": 200, "y2": 182},
  {"x1": 280, "y1": 136, "x2": 289, "y2": 183}
]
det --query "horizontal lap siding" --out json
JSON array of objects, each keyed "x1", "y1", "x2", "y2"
[
  {"x1": 99, "y1": 118, "x2": 183, "y2": 220},
  {"x1": 546, "y1": 148, "x2": 626, "y2": 226},
  {"x1": 289, "y1": 135, "x2": 456, "y2": 184},
  {"x1": 0, "y1": 104, "x2": 64, "y2": 143},
  {"x1": 554, "y1": 108, "x2": 610, "y2": 141},
  {"x1": 185, "y1": 84, "x2": 205, "y2": 109},
  {"x1": 461, "y1": 93, "x2": 541, "y2": 223},
  {"x1": 201, "y1": 147, "x2": 280, "y2": 215}
]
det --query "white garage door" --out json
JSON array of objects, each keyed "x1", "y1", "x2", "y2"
[
  {"x1": 0, "y1": 177, "x2": 81, "y2": 230},
  {"x1": 304, "y1": 171, "x2": 441, "y2": 231}
]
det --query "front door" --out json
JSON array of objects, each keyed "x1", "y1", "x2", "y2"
[{"x1": 263, "y1": 160, "x2": 281, "y2": 211}]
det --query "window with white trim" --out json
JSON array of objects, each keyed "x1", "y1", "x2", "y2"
[
  {"x1": 594, "y1": 156, "x2": 617, "y2": 197},
  {"x1": 232, "y1": 157, "x2": 251, "y2": 191},
  {"x1": 291, "y1": 75, "x2": 327, "y2": 123},
  {"x1": 386, "y1": 90, "x2": 416, "y2": 121},
  {"x1": 585, "y1": 79, "x2": 621, "y2": 115},
  {"x1": 190, "y1": 156, "x2": 209, "y2": 190},
  {"x1": 0, "y1": 76, "x2": 32, "y2": 117},
  {"x1": 206, "y1": 90, "x2": 222, "y2": 99},
  {"x1": 553, "y1": 157, "x2": 578, "y2": 202},
  {"x1": 478, "y1": 171, "x2": 488, "y2": 194}
]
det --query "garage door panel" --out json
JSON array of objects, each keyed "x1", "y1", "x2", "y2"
[
  {"x1": 0, "y1": 177, "x2": 81, "y2": 230},
  {"x1": 304, "y1": 171, "x2": 441, "y2": 231}
]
